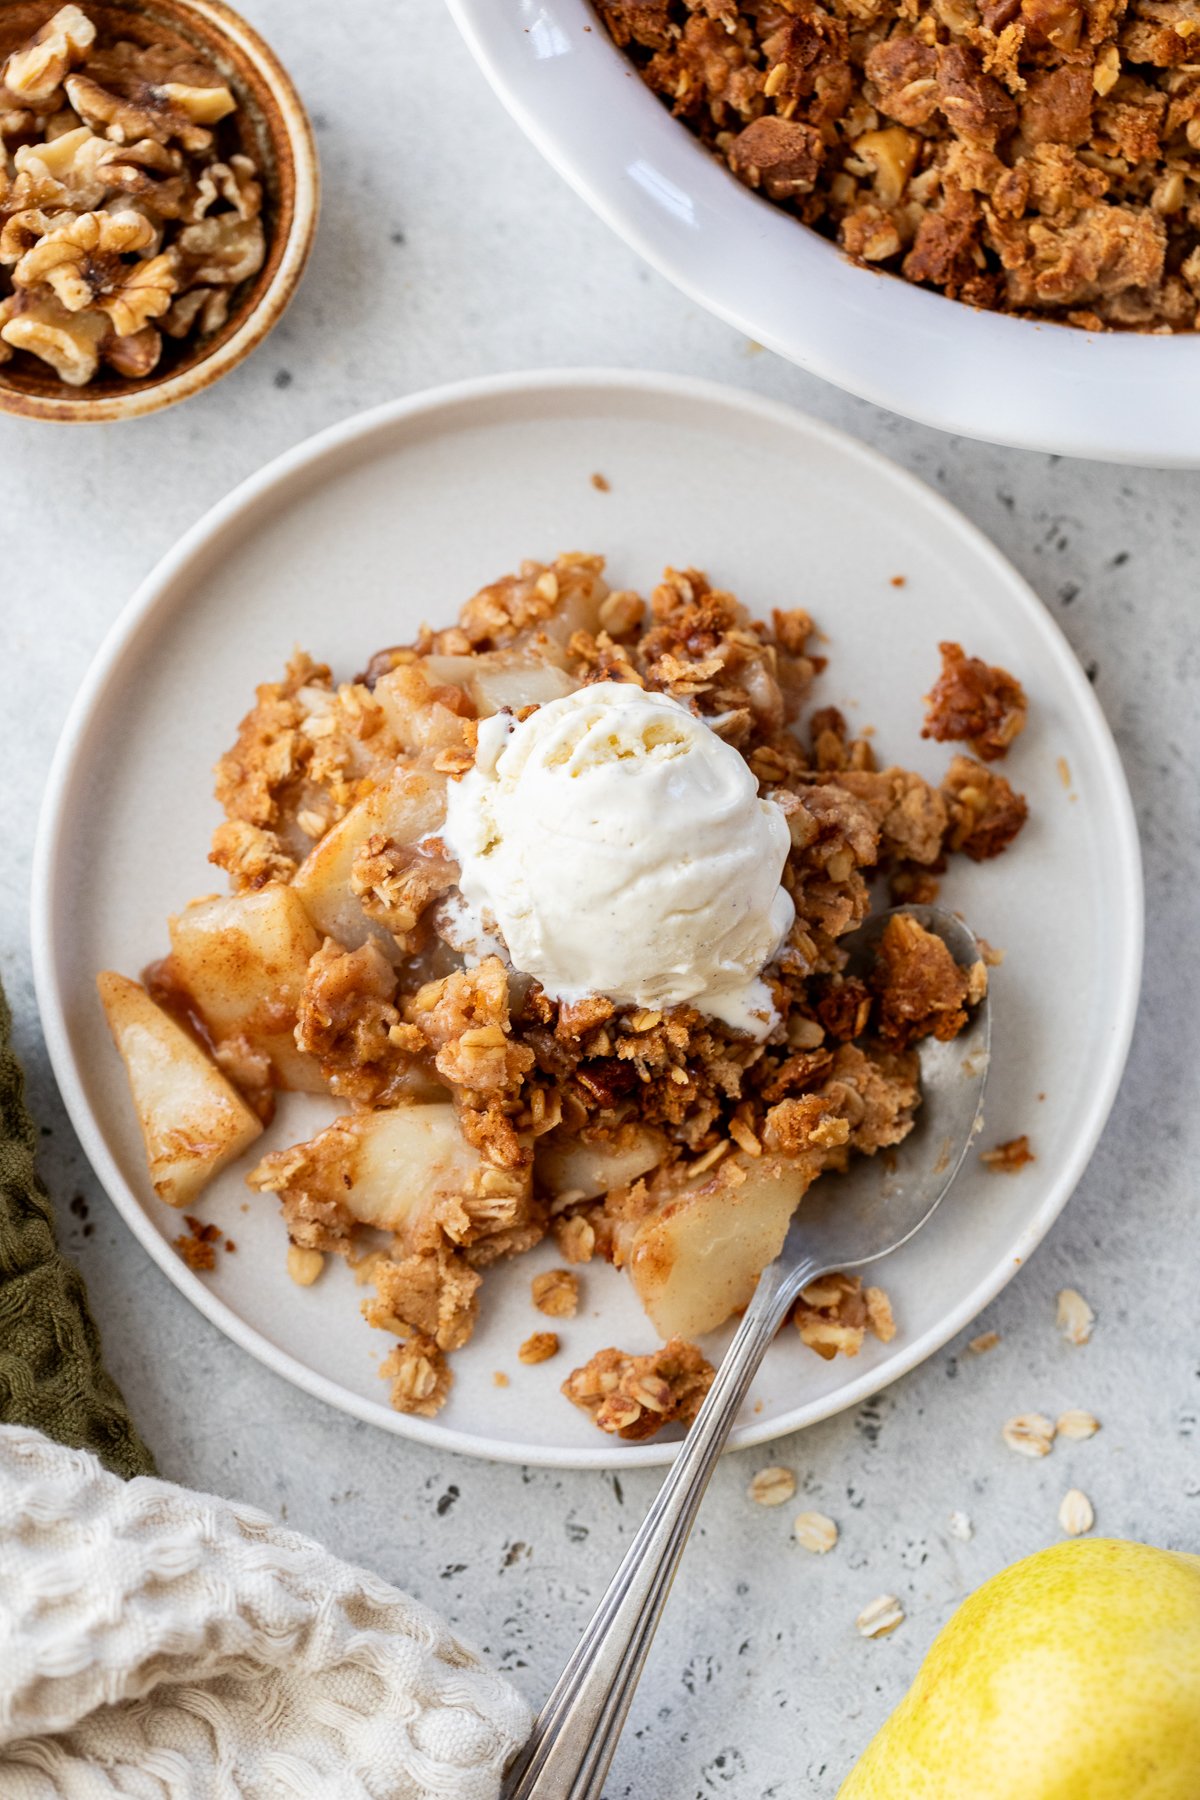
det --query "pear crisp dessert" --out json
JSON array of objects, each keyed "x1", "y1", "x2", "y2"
[
  {"x1": 98, "y1": 554, "x2": 1028, "y2": 1436},
  {"x1": 0, "y1": 4, "x2": 266, "y2": 386},
  {"x1": 596, "y1": 0, "x2": 1200, "y2": 331}
]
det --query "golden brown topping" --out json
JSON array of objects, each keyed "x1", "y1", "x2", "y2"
[
  {"x1": 562, "y1": 1338, "x2": 715, "y2": 1439},
  {"x1": 408, "y1": 957, "x2": 535, "y2": 1099},
  {"x1": 793, "y1": 1273, "x2": 896, "y2": 1360},
  {"x1": 870, "y1": 912, "x2": 974, "y2": 1048},
  {"x1": 942, "y1": 754, "x2": 1029, "y2": 859},
  {"x1": 923, "y1": 642, "x2": 1028, "y2": 761},
  {"x1": 113, "y1": 552, "x2": 1030, "y2": 1431},
  {"x1": 366, "y1": 1247, "x2": 481, "y2": 1353},
  {"x1": 380, "y1": 1335, "x2": 451, "y2": 1418},
  {"x1": 596, "y1": 0, "x2": 1200, "y2": 331}
]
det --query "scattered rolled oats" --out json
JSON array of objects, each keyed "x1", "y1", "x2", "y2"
[
  {"x1": 532, "y1": 1268, "x2": 580, "y2": 1319},
  {"x1": 1057, "y1": 1409, "x2": 1100, "y2": 1441},
  {"x1": 948, "y1": 1510, "x2": 973, "y2": 1542},
  {"x1": 748, "y1": 1465, "x2": 797, "y2": 1508},
  {"x1": 793, "y1": 1511, "x2": 839, "y2": 1554},
  {"x1": 968, "y1": 1331, "x2": 1000, "y2": 1354},
  {"x1": 1058, "y1": 1488, "x2": 1095, "y2": 1536},
  {"x1": 1003, "y1": 1413, "x2": 1056, "y2": 1458},
  {"x1": 856, "y1": 1594, "x2": 904, "y2": 1638},
  {"x1": 518, "y1": 1331, "x2": 559, "y2": 1366},
  {"x1": 1057, "y1": 1288, "x2": 1095, "y2": 1346}
]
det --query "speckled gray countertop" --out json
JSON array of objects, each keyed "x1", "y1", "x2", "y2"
[{"x1": 2, "y1": 4, "x2": 1198, "y2": 1794}]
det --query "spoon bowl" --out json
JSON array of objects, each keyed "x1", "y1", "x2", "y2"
[{"x1": 779, "y1": 904, "x2": 991, "y2": 1279}]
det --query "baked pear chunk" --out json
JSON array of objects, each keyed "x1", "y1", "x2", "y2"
[
  {"x1": 613, "y1": 1152, "x2": 821, "y2": 1341},
  {"x1": 97, "y1": 970, "x2": 262, "y2": 1208},
  {"x1": 248, "y1": 1102, "x2": 492, "y2": 1242},
  {"x1": 167, "y1": 883, "x2": 323, "y2": 1091}
]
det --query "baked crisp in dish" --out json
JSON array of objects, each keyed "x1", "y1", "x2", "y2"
[
  {"x1": 595, "y1": 0, "x2": 1200, "y2": 331},
  {"x1": 0, "y1": 4, "x2": 267, "y2": 386},
  {"x1": 98, "y1": 554, "x2": 1027, "y2": 1437}
]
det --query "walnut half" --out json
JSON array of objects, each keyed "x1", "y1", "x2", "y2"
[{"x1": 3, "y1": 5, "x2": 95, "y2": 105}]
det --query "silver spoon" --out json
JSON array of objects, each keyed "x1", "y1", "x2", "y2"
[{"x1": 502, "y1": 905, "x2": 990, "y2": 1800}]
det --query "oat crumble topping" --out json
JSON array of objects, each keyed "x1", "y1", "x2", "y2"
[
  {"x1": 562, "y1": 1337, "x2": 716, "y2": 1438},
  {"x1": 100, "y1": 551, "x2": 1027, "y2": 1437},
  {"x1": 594, "y1": 0, "x2": 1200, "y2": 332}
]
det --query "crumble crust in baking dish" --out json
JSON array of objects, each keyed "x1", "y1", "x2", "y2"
[{"x1": 595, "y1": 0, "x2": 1200, "y2": 332}]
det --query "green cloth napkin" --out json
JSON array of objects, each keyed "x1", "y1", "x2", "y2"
[{"x1": 0, "y1": 976, "x2": 154, "y2": 1479}]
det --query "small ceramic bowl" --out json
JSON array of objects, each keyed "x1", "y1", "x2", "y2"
[{"x1": 0, "y1": 0, "x2": 318, "y2": 422}]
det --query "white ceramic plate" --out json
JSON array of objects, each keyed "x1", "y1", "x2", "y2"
[
  {"x1": 33, "y1": 370, "x2": 1142, "y2": 1468},
  {"x1": 448, "y1": 0, "x2": 1200, "y2": 467}
]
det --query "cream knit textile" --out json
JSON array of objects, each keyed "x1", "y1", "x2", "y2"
[{"x1": 0, "y1": 1426, "x2": 533, "y2": 1799}]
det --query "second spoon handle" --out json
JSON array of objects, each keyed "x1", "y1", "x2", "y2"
[{"x1": 502, "y1": 1250, "x2": 822, "y2": 1800}]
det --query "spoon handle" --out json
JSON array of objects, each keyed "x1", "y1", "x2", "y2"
[{"x1": 502, "y1": 1251, "x2": 822, "y2": 1800}]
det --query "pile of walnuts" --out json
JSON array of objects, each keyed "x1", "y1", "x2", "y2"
[{"x1": 0, "y1": 3, "x2": 266, "y2": 385}]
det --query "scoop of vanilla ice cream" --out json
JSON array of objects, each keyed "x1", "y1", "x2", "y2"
[{"x1": 442, "y1": 681, "x2": 795, "y2": 1037}]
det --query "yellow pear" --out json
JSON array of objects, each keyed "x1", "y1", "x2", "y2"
[{"x1": 839, "y1": 1539, "x2": 1200, "y2": 1800}]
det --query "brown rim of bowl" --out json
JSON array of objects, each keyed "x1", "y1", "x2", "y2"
[{"x1": 0, "y1": 0, "x2": 319, "y2": 422}]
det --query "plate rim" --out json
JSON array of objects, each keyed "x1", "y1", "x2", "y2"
[
  {"x1": 446, "y1": 0, "x2": 1200, "y2": 469},
  {"x1": 31, "y1": 366, "x2": 1145, "y2": 1468}
]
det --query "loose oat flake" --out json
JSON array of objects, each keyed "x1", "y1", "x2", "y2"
[
  {"x1": 856, "y1": 1594, "x2": 904, "y2": 1639},
  {"x1": 794, "y1": 1511, "x2": 839, "y2": 1554},
  {"x1": 748, "y1": 1465, "x2": 797, "y2": 1508},
  {"x1": 1058, "y1": 1489, "x2": 1095, "y2": 1536},
  {"x1": 1057, "y1": 1288, "x2": 1096, "y2": 1346},
  {"x1": 968, "y1": 1331, "x2": 1000, "y2": 1355},
  {"x1": 1003, "y1": 1413, "x2": 1056, "y2": 1458},
  {"x1": 948, "y1": 1510, "x2": 973, "y2": 1542},
  {"x1": 532, "y1": 1269, "x2": 580, "y2": 1320},
  {"x1": 1057, "y1": 1409, "x2": 1101, "y2": 1441}
]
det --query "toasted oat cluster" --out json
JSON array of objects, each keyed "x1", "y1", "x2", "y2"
[
  {"x1": 595, "y1": 0, "x2": 1200, "y2": 331},
  {"x1": 562, "y1": 1338, "x2": 716, "y2": 1439},
  {"x1": 0, "y1": 4, "x2": 265, "y2": 386},
  {"x1": 98, "y1": 552, "x2": 1028, "y2": 1438}
]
